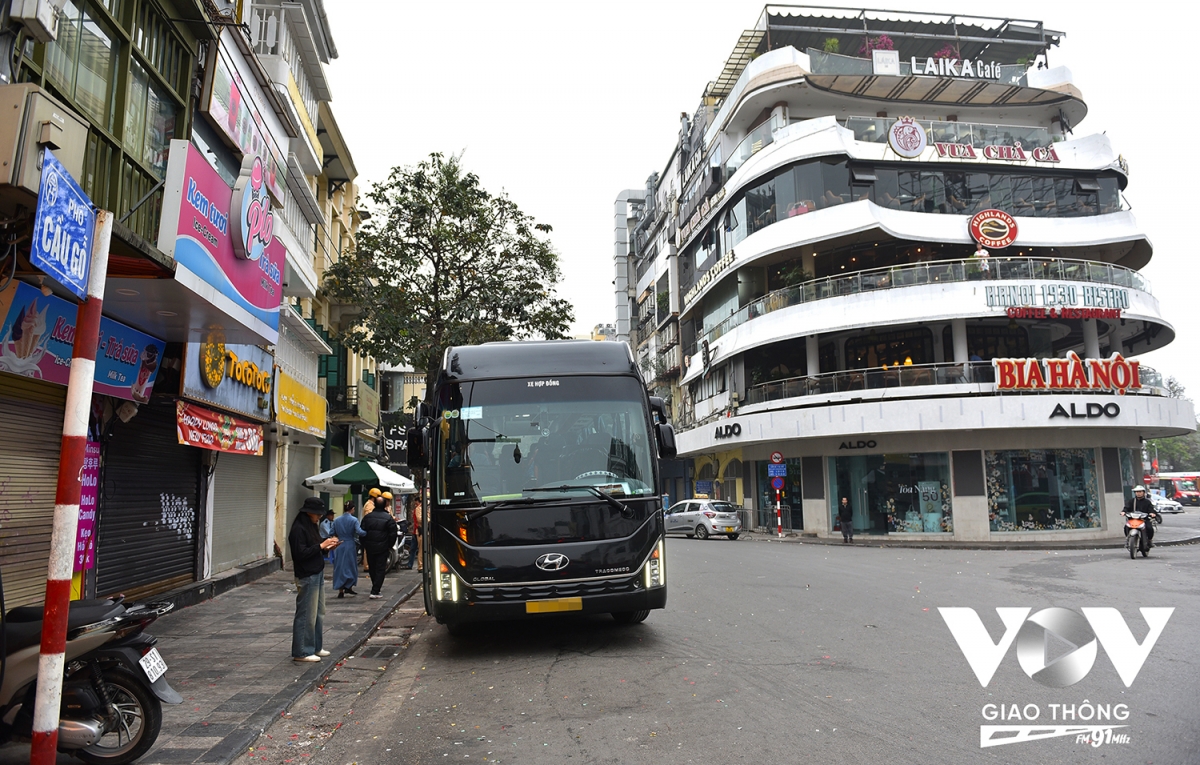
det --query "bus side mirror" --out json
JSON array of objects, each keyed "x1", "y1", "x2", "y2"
[
  {"x1": 406, "y1": 427, "x2": 428, "y2": 468},
  {"x1": 416, "y1": 401, "x2": 434, "y2": 425},
  {"x1": 655, "y1": 422, "x2": 677, "y2": 460},
  {"x1": 648, "y1": 396, "x2": 668, "y2": 423}
]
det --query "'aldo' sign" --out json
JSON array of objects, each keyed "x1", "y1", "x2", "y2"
[
  {"x1": 839, "y1": 440, "x2": 878, "y2": 450},
  {"x1": 714, "y1": 423, "x2": 742, "y2": 440},
  {"x1": 1050, "y1": 402, "x2": 1120, "y2": 420}
]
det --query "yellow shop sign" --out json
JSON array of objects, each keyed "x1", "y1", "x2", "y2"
[{"x1": 274, "y1": 370, "x2": 327, "y2": 438}]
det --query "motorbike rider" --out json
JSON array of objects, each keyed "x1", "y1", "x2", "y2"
[{"x1": 1122, "y1": 484, "x2": 1161, "y2": 545}]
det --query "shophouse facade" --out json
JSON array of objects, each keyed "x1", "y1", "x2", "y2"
[
  {"x1": 0, "y1": 0, "x2": 376, "y2": 604},
  {"x1": 616, "y1": 6, "x2": 1195, "y2": 543}
]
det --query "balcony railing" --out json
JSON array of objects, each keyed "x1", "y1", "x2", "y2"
[
  {"x1": 843, "y1": 116, "x2": 1057, "y2": 150},
  {"x1": 686, "y1": 257, "x2": 1151, "y2": 360},
  {"x1": 724, "y1": 114, "x2": 787, "y2": 178},
  {"x1": 743, "y1": 361, "x2": 1166, "y2": 407}
]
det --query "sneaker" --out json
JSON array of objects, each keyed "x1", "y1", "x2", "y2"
[
  {"x1": 369, "y1": 594, "x2": 382, "y2": 599},
  {"x1": 293, "y1": 655, "x2": 321, "y2": 662},
  {"x1": 316, "y1": 650, "x2": 331, "y2": 657}
]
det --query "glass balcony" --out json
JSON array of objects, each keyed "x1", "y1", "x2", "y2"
[
  {"x1": 686, "y1": 256, "x2": 1151, "y2": 359},
  {"x1": 844, "y1": 116, "x2": 1056, "y2": 150},
  {"x1": 743, "y1": 361, "x2": 1166, "y2": 407},
  {"x1": 724, "y1": 114, "x2": 788, "y2": 178}
]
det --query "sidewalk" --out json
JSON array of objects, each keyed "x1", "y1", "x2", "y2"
[{"x1": 0, "y1": 564, "x2": 421, "y2": 765}]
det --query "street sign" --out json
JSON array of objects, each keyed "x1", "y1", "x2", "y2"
[
  {"x1": 767, "y1": 463, "x2": 787, "y2": 477},
  {"x1": 695, "y1": 480, "x2": 713, "y2": 496},
  {"x1": 30, "y1": 149, "x2": 95, "y2": 301},
  {"x1": 770, "y1": 451, "x2": 784, "y2": 464},
  {"x1": 771, "y1": 477, "x2": 785, "y2": 490}
]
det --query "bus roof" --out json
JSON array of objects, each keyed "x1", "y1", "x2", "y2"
[{"x1": 441, "y1": 340, "x2": 639, "y2": 382}]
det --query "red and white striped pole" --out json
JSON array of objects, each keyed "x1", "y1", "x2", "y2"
[
  {"x1": 776, "y1": 489, "x2": 783, "y2": 538},
  {"x1": 31, "y1": 210, "x2": 111, "y2": 765}
]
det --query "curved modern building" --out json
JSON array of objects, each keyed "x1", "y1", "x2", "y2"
[{"x1": 615, "y1": 6, "x2": 1195, "y2": 543}]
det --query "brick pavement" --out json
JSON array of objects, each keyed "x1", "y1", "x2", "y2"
[{"x1": 0, "y1": 564, "x2": 421, "y2": 765}]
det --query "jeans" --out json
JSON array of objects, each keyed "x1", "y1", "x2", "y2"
[
  {"x1": 292, "y1": 571, "x2": 326, "y2": 658},
  {"x1": 366, "y1": 549, "x2": 389, "y2": 594},
  {"x1": 405, "y1": 534, "x2": 417, "y2": 568}
]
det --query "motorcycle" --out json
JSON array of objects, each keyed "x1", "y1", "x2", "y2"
[
  {"x1": 0, "y1": 596, "x2": 181, "y2": 763},
  {"x1": 1123, "y1": 510, "x2": 1158, "y2": 559},
  {"x1": 387, "y1": 531, "x2": 412, "y2": 571}
]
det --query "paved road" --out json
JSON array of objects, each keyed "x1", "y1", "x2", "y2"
[{"x1": 260, "y1": 537, "x2": 1200, "y2": 765}]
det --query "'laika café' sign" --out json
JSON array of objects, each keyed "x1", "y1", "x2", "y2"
[
  {"x1": 994, "y1": 352, "x2": 1142, "y2": 395},
  {"x1": 909, "y1": 56, "x2": 1004, "y2": 80}
]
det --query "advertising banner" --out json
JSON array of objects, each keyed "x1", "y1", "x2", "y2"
[
  {"x1": 274, "y1": 369, "x2": 326, "y2": 438},
  {"x1": 0, "y1": 280, "x2": 165, "y2": 401},
  {"x1": 357, "y1": 381, "x2": 380, "y2": 426},
  {"x1": 379, "y1": 422, "x2": 407, "y2": 466},
  {"x1": 176, "y1": 399, "x2": 264, "y2": 455},
  {"x1": 182, "y1": 338, "x2": 273, "y2": 421},
  {"x1": 30, "y1": 149, "x2": 95, "y2": 300},
  {"x1": 73, "y1": 440, "x2": 100, "y2": 572},
  {"x1": 156, "y1": 141, "x2": 283, "y2": 341}
]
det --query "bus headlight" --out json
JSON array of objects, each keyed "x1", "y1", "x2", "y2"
[
  {"x1": 434, "y1": 554, "x2": 460, "y2": 602},
  {"x1": 643, "y1": 540, "x2": 665, "y2": 589}
]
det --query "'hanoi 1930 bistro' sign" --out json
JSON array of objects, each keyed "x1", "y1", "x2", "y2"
[
  {"x1": 985, "y1": 284, "x2": 1131, "y2": 310},
  {"x1": 994, "y1": 352, "x2": 1142, "y2": 395}
]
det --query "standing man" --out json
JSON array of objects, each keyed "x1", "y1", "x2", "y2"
[
  {"x1": 973, "y1": 241, "x2": 990, "y2": 278},
  {"x1": 332, "y1": 501, "x2": 366, "y2": 598},
  {"x1": 289, "y1": 497, "x2": 339, "y2": 662},
  {"x1": 361, "y1": 497, "x2": 399, "y2": 599},
  {"x1": 838, "y1": 496, "x2": 854, "y2": 543}
]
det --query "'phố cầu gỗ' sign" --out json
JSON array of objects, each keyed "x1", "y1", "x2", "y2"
[{"x1": 993, "y1": 352, "x2": 1142, "y2": 395}]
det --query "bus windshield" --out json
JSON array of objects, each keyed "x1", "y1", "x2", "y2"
[{"x1": 435, "y1": 376, "x2": 656, "y2": 508}]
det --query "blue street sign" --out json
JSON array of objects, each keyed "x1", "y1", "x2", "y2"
[
  {"x1": 767, "y1": 463, "x2": 787, "y2": 477},
  {"x1": 771, "y1": 477, "x2": 785, "y2": 490},
  {"x1": 30, "y1": 149, "x2": 95, "y2": 300},
  {"x1": 695, "y1": 480, "x2": 713, "y2": 495}
]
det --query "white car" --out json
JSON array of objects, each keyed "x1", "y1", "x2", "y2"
[
  {"x1": 1149, "y1": 489, "x2": 1184, "y2": 514},
  {"x1": 665, "y1": 499, "x2": 742, "y2": 539}
]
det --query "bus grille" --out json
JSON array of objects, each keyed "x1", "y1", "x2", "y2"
[{"x1": 470, "y1": 578, "x2": 639, "y2": 602}]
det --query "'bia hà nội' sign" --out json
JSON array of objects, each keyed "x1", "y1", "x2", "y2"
[{"x1": 993, "y1": 352, "x2": 1142, "y2": 395}]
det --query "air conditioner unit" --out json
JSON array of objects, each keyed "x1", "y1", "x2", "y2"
[
  {"x1": 9, "y1": 0, "x2": 62, "y2": 44},
  {"x1": 0, "y1": 83, "x2": 88, "y2": 213}
]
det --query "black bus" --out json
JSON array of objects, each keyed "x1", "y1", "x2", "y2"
[{"x1": 407, "y1": 340, "x2": 676, "y2": 633}]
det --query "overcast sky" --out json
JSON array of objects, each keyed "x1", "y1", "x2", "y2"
[{"x1": 325, "y1": 1, "x2": 1200, "y2": 397}]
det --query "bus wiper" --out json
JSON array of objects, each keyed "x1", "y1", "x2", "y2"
[
  {"x1": 465, "y1": 496, "x2": 557, "y2": 522},
  {"x1": 522, "y1": 484, "x2": 636, "y2": 519}
]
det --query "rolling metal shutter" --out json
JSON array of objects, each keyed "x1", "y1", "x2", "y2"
[
  {"x1": 287, "y1": 444, "x2": 319, "y2": 516},
  {"x1": 211, "y1": 452, "x2": 269, "y2": 573},
  {"x1": 0, "y1": 374, "x2": 66, "y2": 608},
  {"x1": 97, "y1": 398, "x2": 201, "y2": 599}
]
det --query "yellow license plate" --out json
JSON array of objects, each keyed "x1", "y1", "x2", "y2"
[
  {"x1": 725, "y1": 527, "x2": 735, "y2": 532},
  {"x1": 525, "y1": 597, "x2": 583, "y2": 614}
]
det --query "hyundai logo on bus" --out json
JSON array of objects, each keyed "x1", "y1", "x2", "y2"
[
  {"x1": 1051, "y1": 402, "x2": 1120, "y2": 420},
  {"x1": 535, "y1": 553, "x2": 569, "y2": 571},
  {"x1": 714, "y1": 423, "x2": 741, "y2": 439}
]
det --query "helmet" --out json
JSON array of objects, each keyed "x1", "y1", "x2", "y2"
[
  {"x1": 368, "y1": 487, "x2": 383, "y2": 498},
  {"x1": 1133, "y1": 485, "x2": 1146, "y2": 493},
  {"x1": 382, "y1": 491, "x2": 393, "y2": 500}
]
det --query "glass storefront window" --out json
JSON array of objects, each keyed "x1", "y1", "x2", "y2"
[
  {"x1": 757, "y1": 458, "x2": 802, "y2": 530},
  {"x1": 1118, "y1": 448, "x2": 1137, "y2": 501},
  {"x1": 828, "y1": 453, "x2": 952, "y2": 534},
  {"x1": 986, "y1": 449, "x2": 1101, "y2": 531}
]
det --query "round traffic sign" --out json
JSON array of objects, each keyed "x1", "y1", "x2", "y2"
[
  {"x1": 771, "y1": 477, "x2": 785, "y2": 490},
  {"x1": 770, "y1": 451, "x2": 784, "y2": 464}
]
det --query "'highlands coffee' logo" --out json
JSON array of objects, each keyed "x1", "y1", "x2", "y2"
[{"x1": 939, "y1": 606, "x2": 1174, "y2": 749}]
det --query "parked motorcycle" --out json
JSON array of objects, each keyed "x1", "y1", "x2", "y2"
[
  {"x1": 0, "y1": 596, "x2": 181, "y2": 763},
  {"x1": 387, "y1": 532, "x2": 412, "y2": 571},
  {"x1": 1124, "y1": 510, "x2": 1157, "y2": 559}
]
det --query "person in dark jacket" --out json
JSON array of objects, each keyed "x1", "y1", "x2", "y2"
[
  {"x1": 838, "y1": 497, "x2": 854, "y2": 543},
  {"x1": 1122, "y1": 484, "x2": 1161, "y2": 546},
  {"x1": 361, "y1": 499, "x2": 399, "y2": 599},
  {"x1": 289, "y1": 497, "x2": 340, "y2": 662}
]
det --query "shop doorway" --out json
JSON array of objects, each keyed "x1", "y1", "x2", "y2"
[{"x1": 829, "y1": 453, "x2": 952, "y2": 535}]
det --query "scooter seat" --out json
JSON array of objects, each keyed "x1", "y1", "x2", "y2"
[
  {"x1": 3, "y1": 620, "x2": 44, "y2": 653},
  {"x1": 5, "y1": 602, "x2": 126, "y2": 630}
]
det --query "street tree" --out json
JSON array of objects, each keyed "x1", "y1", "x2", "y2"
[
  {"x1": 325, "y1": 153, "x2": 574, "y2": 399},
  {"x1": 1146, "y1": 377, "x2": 1200, "y2": 471}
]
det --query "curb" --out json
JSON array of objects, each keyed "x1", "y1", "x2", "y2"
[
  {"x1": 739, "y1": 532, "x2": 1200, "y2": 551},
  {"x1": 198, "y1": 579, "x2": 422, "y2": 764}
]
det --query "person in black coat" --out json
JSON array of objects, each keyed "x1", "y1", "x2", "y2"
[
  {"x1": 1122, "y1": 485, "x2": 1161, "y2": 545},
  {"x1": 361, "y1": 500, "x2": 399, "y2": 598},
  {"x1": 838, "y1": 497, "x2": 854, "y2": 543},
  {"x1": 289, "y1": 497, "x2": 339, "y2": 662}
]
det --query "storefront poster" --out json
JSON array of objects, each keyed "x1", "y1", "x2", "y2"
[
  {"x1": 73, "y1": 440, "x2": 100, "y2": 572},
  {"x1": 274, "y1": 369, "x2": 327, "y2": 438},
  {"x1": 176, "y1": 399, "x2": 264, "y2": 455},
  {"x1": 182, "y1": 338, "x2": 273, "y2": 421},
  {"x1": 0, "y1": 280, "x2": 165, "y2": 402},
  {"x1": 156, "y1": 141, "x2": 283, "y2": 339}
]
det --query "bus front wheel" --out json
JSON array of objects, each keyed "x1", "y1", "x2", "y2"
[{"x1": 611, "y1": 610, "x2": 650, "y2": 625}]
